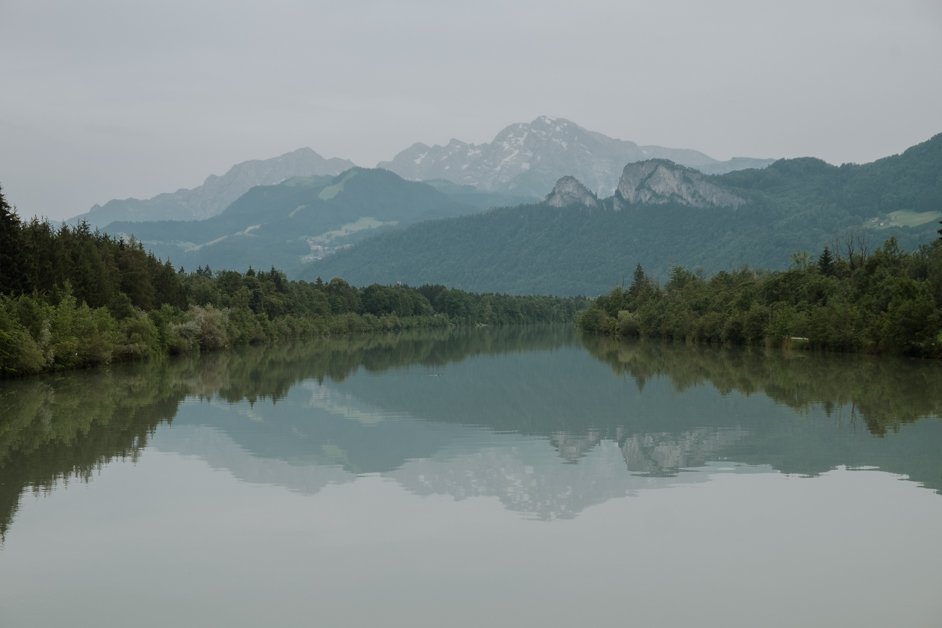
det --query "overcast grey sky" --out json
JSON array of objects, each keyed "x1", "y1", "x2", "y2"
[{"x1": 1, "y1": 0, "x2": 940, "y2": 220}]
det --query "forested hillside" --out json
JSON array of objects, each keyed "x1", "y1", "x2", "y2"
[
  {"x1": 102, "y1": 168, "x2": 491, "y2": 274},
  {"x1": 305, "y1": 134, "x2": 942, "y2": 296}
]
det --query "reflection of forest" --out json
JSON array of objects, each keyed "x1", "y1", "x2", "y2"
[
  {"x1": 580, "y1": 335, "x2": 942, "y2": 436},
  {"x1": 0, "y1": 327, "x2": 572, "y2": 538},
  {"x1": 2, "y1": 326, "x2": 942, "y2": 536}
]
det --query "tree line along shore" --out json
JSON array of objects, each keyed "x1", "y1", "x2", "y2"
[
  {"x1": 3, "y1": 184, "x2": 941, "y2": 376},
  {"x1": 0, "y1": 187, "x2": 584, "y2": 377},
  {"x1": 579, "y1": 232, "x2": 942, "y2": 358}
]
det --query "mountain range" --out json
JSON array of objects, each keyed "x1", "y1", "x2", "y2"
[
  {"x1": 379, "y1": 115, "x2": 774, "y2": 198},
  {"x1": 303, "y1": 134, "x2": 942, "y2": 295},
  {"x1": 69, "y1": 148, "x2": 356, "y2": 226},
  {"x1": 72, "y1": 116, "x2": 772, "y2": 226},
  {"x1": 92, "y1": 125, "x2": 942, "y2": 297},
  {"x1": 102, "y1": 168, "x2": 489, "y2": 275}
]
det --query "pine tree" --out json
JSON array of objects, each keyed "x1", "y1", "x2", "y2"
[
  {"x1": 628, "y1": 264, "x2": 646, "y2": 297},
  {"x1": 0, "y1": 185, "x2": 23, "y2": 294},
  {"x1": 817, "y1": 246, "x2": 835, "y2": 276}
]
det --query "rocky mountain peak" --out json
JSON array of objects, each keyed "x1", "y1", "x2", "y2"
[
  {"x1": 545, "y1": 176, "x2": 600, "y2": 209},
  {"x1": 615, "y1": 160, "x2": 746, "y2": 208},
  {"x1": 379, "y1": 117, "x2": 772, "y2": 200}
]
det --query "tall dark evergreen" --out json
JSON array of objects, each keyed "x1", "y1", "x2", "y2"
[
  {"x1": 817, "y1": 247, "x2": 835, "y2": 276},
  {"x1": 629, "y1": 264, "x2": 646, "y2": 295},
  {"x1": 0, "y1": 185, "x2": 23, "y2": 294}
]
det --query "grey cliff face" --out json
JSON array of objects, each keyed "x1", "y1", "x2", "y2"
[
  {"x1": 379, "y1": 116, "x2": 772, "y2": 198},
  {"x1": 614, "y1": 160, "x2": 746, "y2": 208},
  {"x1": 545, "y1": 176, "x2": 600, "y2": 209}
]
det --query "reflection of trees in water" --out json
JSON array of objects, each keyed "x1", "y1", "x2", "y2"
[
  {"x1": 0, "y1": 326, "x2": 573, "y2": 539},
  {"x1": 189, "y1": 325, "x2": 574, "y2": 403},
  {"x1": 3, "y1": 326, "x2": 942, "y2": 536},
  {"x1": 580, "y1": 334, "x2": 942, "y2": 436},
  {"x1": 0, "y1": 364, "x2": 188, "y2": 541}
]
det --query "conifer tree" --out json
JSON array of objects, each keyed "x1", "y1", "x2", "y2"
[
  {"x1": 817, "y1": 246, "x2": 835, "y2": 276},
  {"x1": 0, "y1": 185, "x2": 23, "y2": 294}
]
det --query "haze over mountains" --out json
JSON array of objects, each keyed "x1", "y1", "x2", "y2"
[
  {"x1": 379, "y1": 115, "x2": 774, "y2": 198},
  {"x1": 83, "y1": 121, "x2": 942, "y2": 297},
  {"x1": 103, "y1": 168, "x2": 483, "y2": 275},
  {"x1": 305, "y1": 134, "x2": 942, "y2": 295},
  {"x1": 70, "y1": 148, "x2": 356, "y2": 226},
  {"x1": 72, "y1": 117, "x2": 772, "y2": 226}
]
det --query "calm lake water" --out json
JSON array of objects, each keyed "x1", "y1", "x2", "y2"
[{"x1": 2, "y1": 326, "x2": 942, "y2": 627}]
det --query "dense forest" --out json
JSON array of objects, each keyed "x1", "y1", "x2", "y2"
[
  {"x1": 580, "y1": 233, "x2": 942, "y2": 357},
  {"x1": 0, "y1": 186, "x2": 584, "y2": 377}
]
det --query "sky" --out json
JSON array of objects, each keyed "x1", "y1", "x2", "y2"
[{"x1": 1, "y1": 0, "x2": 940, "y2": 221}]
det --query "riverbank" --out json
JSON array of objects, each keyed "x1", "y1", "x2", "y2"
[{"x1": 579, "y1": 237, "x2": 942, "y2": 357}]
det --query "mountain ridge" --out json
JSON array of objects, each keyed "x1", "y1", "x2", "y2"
[
  {"x1": 379, "y1": 116, "x2": 774, "y2": 197},
  {"x1": 71, "y1": 116, "x2": 773, "y2": 226},
  {"x1": 302, "y1": 134, "x2": 942, "y2": 295},
  {"x1": 69, "y1": 148, "x2": 356, "y2": 227},
  {"x1": 102, "y1": 167, "x2": 480, "y2": 274}
]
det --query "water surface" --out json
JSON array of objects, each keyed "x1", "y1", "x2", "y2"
[{"x1": 2, "y1": 327, "x2": 941, "y2": 627}]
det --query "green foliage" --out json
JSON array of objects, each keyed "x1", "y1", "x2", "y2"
[
  {"x1": 0, "y1": 299, "x2": 45, "y2": 376},
  {"x1": 0, "y1": 186, "x2": 24, "y2": 295},
  {"x1": 580, "y1": 239, "x2": 942, "y2": 357},
  {"x1": 48, "y1": 291, "x2": 117, "y2": 369},
  {"x1": 115, "y1": 313, "x2": 161, "y2": 360}
]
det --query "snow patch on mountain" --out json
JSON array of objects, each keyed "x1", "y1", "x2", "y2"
[{"x1": 379, "y1": 116, "x2": 772, "y2": 199}]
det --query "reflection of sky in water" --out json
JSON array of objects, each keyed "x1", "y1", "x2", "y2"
[
  {"x1": 3, "y1": 450, "x2": 941, "y2": 628},
  {"x1": 3, "y1": 331, "x2": 942, "y2": 627}
]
